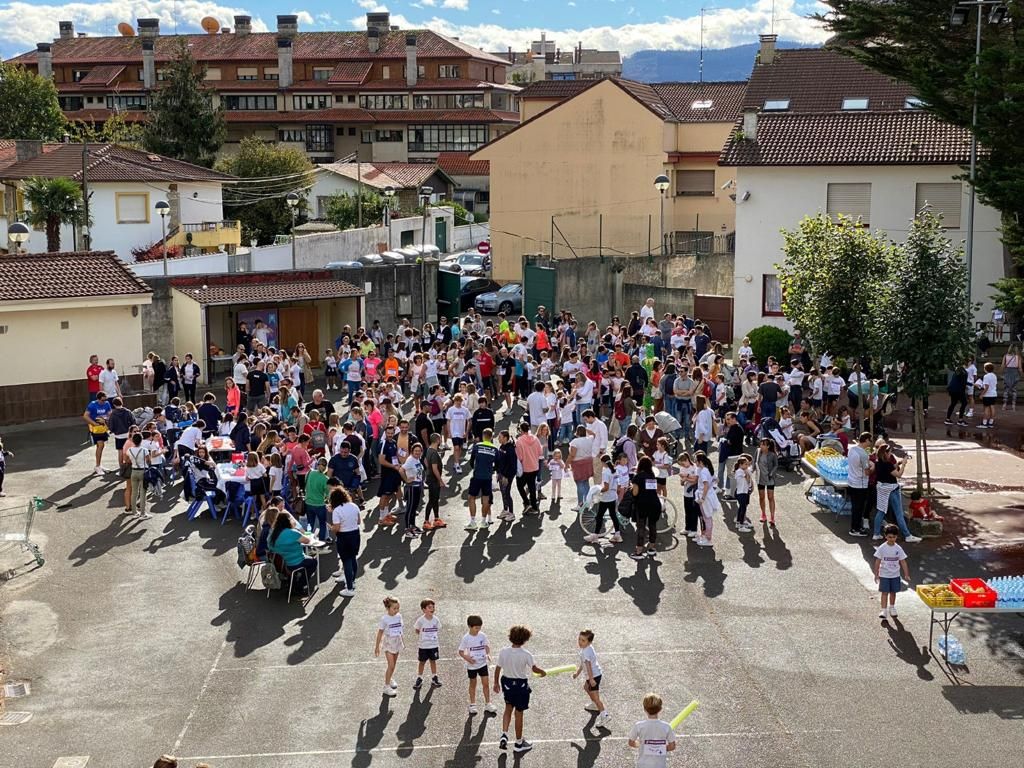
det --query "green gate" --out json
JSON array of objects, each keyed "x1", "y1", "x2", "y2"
[
  {"x1": 523, "y1": 258, "x2": 557, "y2": 321},
  {"x1": 435, "y1": 219, "x2": 448, "y2": 253},
  {"x1": 437, "y1": 269, "x2": 462, "y2": 323}
]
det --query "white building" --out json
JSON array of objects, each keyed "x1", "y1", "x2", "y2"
[
  {"x1": 308, "y1": 160, "x2": 456, "y2": 220},
  {"x1": 720, "y1": 41, "x2": 1003, "y2": 345},
  {"x1": 0, "y1": 141, "x2": 238, "y2": 260}
]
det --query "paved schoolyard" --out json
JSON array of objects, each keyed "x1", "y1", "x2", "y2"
[{"x1": 1, "y1": 421, "x2": 1023, "y2": 768}]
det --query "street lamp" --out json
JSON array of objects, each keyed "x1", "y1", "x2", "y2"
[
  {"x1": 383, "y1": 186, "x2": 396, "y2": 251},
  {"x1": 155, "y1": 200, "x2": 170, "y2": 275},
  {"x1": 654, "y1": 174, "x2": 671, "y2": 263},
  {"x1": 8, "y1": 221, "x2": 29, "y2": 254},
  {"x1": 950, "y1": 0, "x2": 1007, "y2": 320},
  {"x1": 285, "y1": 191, "x2": 299, "y2": 270},
  {"x1": 419, "y1": 185, "x2": 433, "y2": 250}
]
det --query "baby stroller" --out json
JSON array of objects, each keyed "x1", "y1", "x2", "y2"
[
  {"x1": 653, "y1": 410, "x2": 685, "y2": 455},
  {"x1": 755, "y1": 417, "x2": 801, "y2": 471}
]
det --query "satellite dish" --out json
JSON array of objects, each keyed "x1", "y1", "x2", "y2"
[
  {"x1": 117, "y1": 22, "x2": 136, "y2": 37},
  {"x1": 200, "y1": 16, "x2": 220, "y2": 34}
]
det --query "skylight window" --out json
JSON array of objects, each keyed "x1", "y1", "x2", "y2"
[
  {"x1": 842, "y1": 97, "x2": 869, "y2": 110},
  {"x1": 764, "y1": 99, "x2": 790, "y2": 111},
  {"x1": 904, "y1": 96, "x2": 926, "y2": 109},
  {"x1": 691, "y1": 99, "x2": 714, "y2": 110}
]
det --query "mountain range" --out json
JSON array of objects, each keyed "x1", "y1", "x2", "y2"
[{"x1": 622, "y1": 41, "x2": 816, "y2": 83}]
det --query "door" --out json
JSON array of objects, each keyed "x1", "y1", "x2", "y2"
[
  {"x1": 278, "y1": 305, "x2": 320, "y2": 364},
  {"x1": 693, "y1": 295, "x2": 734, "y2": 343},
  {"x1": 437, "y1": 270, "x2": 462, "y2": 322},
  {"x1": 523, "y1": 261, "x2": 556, "y2": 321},
  {"x1": 435, "y1": 218, "x2": 448, "y2": 253}
]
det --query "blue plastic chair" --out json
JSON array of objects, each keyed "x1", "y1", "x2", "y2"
[
  {"x1": 221, "y1": 482, "x2": 246, "y2": 525},
  {"x1": 186, "y1": 490, "x2": 218, "y2": 521}
]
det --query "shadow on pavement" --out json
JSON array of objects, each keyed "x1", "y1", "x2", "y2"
[
  {"x1": 353, "y1": 697, "x2": 395, "y2": 768},
  {"x1": 618, "y1": 557, "x2": 664, "y2": 614},
  {"x1": 67, "y1": 512, "x2": 146, "y2": 567},
  {"x1": 442, "y1": 708, "x2": 492, "y2": 768},
  {"x1": 682, "y1": 542, "x2": 726, "y2": 598},
  {"x1": 395, "y1": 685, "x2": 435, "y2": 758},
  {"x1": 885, "y1": 618, "x2": 935, "y2": 681},
  {"x1": 942, "y1": 684, "x2": 1024, "y2": 718}
]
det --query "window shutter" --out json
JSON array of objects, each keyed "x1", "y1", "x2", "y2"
[
  {"x1": 675, "y1": 170, "x2": 715, "y2": 196},
  {"x1": 826, "y1": 183, "x2": 871, "y2": 225},
  {"x1": 915, "y1": 182, "x2": 962, "y2": 228},
  {"x1": 117, "y1": 193, "x2": 148, "y2": 223}
]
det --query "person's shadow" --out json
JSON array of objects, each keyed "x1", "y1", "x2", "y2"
[
  {"x1": 886, "y1": 617, "x2": 935, "y2": 681},
  {"x1": 618, "y1": 557, "x2": 664, "y2": 614},
  {"x1": 442, "y1": 710, "x2": 489, "y2": 768},
  {"x1": 352, "y1": 697, "x2": 394, "y2": 768},
  {"x1": 570, "y1": 718, "x2": 609, "y2": 767},
  {"x1": 395, "y1": 685, "x2": 435, "y2": 757},
  {"x1": 761, "y1": 523, "x2": 793, "y2": 570},
  {"x1": 739, "y1": 530, "x2": 764, "y2": 569}
]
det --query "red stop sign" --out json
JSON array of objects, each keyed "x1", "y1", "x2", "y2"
[{"x1": 478, "y1": 241, "x2": 491, "y2": 255}]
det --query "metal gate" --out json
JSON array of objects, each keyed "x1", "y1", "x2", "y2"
[
  {"x1": 437, "y1": 269, "x2": 462, "y2": 323},
  {"x1": 523, "y1": 258, "x2": 557, "y2": 321},
  {"x1": 693, "y1": 295, "x2": 734, "y2": 343},
  {"x1": 435, "y1": 219, "x2": 448, "y2": 253}
]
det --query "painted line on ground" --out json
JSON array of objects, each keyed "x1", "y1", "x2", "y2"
[{"x1": 172, "y1": 638, "x2": 229, "y2": 753}]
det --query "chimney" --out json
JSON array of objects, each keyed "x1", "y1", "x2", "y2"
[
  {"x1": 277, "y1": 37, "x2": 293, "y2": 87},
  {"x1": 759, "y1": 33, "x2": 778, "y2": 66},
  {"x1": 742, "y1": 109, "x2": 758, "y2": 142},
  {"x1": 368, "y1": 28, "x2": 380, "y2": 53},
  {"x1": 277, "y1": 14, "x2": 298, "y2": 37},
  {"x1": 36, "y1": 43, "x2": 52, "y2": 79},
  {"x1": 366, "y1": 12, "x2": 391, "y2": 34},
  {"x1": 58, "y1": 20, "x2": 74, "y2": 40},
  {"x1": 15, "y1": 140, "x2": 44, "y2": 162},
  {"x1": 137, "y1": 18, "x2": 160, "y2": 39},
  {"x1": 142, "y1": 38, "x2": 155, "y2": 88},
  {"x1": 406, "y1": 34, "x2": 418, "y2": 87},
  {"x1": 234, "y1": 15, "x2": 252, "y2": 37}
]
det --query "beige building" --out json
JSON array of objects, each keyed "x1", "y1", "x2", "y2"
[{"x1": 472, "y1": 78, "x2": 745, "y2": 281}]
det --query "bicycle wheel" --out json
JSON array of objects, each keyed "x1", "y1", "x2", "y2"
[
  {"x1": 578, "y1": 504, "x2": 599, "y2": 535},
  {"x1": 657, "y1": 497, "x2": 678, "y2": 534}
]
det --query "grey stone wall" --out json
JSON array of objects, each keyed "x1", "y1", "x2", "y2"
[{"x1": 140, "y1": 278, "x2": 174, "y2": 360}]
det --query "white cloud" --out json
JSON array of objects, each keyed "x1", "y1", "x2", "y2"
[
  {"x1": 294, "y1": 10, "x2": 314, "y2": 26},
  {"x1": 420, "y1": 0, "x2": 437, "y2": 6},
  {"x1": 441, "y1": 0, "x2": 469, "y2": 9},
  {"x1": 492, "y1": 8, "x2": 501, "y2": 13},
  {"x1": 355, "y1": 0, "x2": 387, "y2": 10}
]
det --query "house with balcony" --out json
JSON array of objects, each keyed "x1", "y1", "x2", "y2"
[
  {"x1": 308, "y1": 161, "x2": 455, "y2": 220},
  {"x1": 9, "y1": 12, "x2": 520, "y2": 165},
  {"x1": 492, "y1": 36, "x2": 622, "y2": 84},
  {"x1": 0, "y1": 141, "x2": 238, "y2": 260}
]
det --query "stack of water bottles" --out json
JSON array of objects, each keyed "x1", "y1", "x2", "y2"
[
  {"x1": 937, "y1": 634, "x2": 966, "y2": 664},
  {"x1": 809, "y1": 486, "x2": 852, "y2": 516},
  {"x1": 986, "y1": 575, "x2": 1024, "y2": 608},
  {"x1": 817, "y1": 455, "x2": 849, "y2": 484}
]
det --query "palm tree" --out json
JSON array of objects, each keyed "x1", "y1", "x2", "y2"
[{"x1": 22, "y1": 177, "x2": 85, "y2": 252}]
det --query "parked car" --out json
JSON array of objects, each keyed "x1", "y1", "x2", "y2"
[
  {"x1": 460, "y1": 276, "x2": 501, "y2": 311},
  {"x1": 474, "y1": 282, "x2": 523, "y2": 315},
  {"x1": 440, "y1": 250, "x2": 491, "y2": 276}
]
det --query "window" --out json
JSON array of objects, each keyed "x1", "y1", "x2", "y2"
[
  {"x1": 826, "y1": 182, "x2": 871, "y2": 225},
  {"x1": 904, "y1": 96, "x2": 925, "y2": 110},
  {"x1": 915, "y1": 182, "x2": 962, "y2": 228},
  {"x1": 313, "y1": 67, "x2": 332, "y2": 81},
  {"x1": 264, "y1": 67, "x2": 279, "y2": 81},
  {"x1": 375, "y1": 129, "x2": 403, "y2": 142},
  {"x1": 763, "y1": 99, "x2": 790, "y2": 111},
  {"x1": 413, "y1": 93, "x2": 484, "y2": 109},
  {"x1": 116, "y1": 192, "x2": 149, "y2": 223},
  {"x1": 382, "y1": 66, "x2": 391, "y2": 80},
  {"x1": 402, "y1": 65, "x2": 427, "y2": 78},
  {"x1": 674, "y1": 231, "x2": 714, "y2": 255},
  {"x1": 762, "y1": 275, "x2": 783, "y2": 317},
  {"x1": 359, "y1": 94, "x2": 409, "y2": 109},
  {"x1": 347, "y1": 95, "x2": 356, "y2": 103},
  {"x1": 237, "y1": 67, "x2": 258, "y2": 81},
  {"x1": 691, "y1": 99, "x2": 713, "y2": 110},
  {"x1": 157, "y1": 69, "x2": 168, "y2": 81},
  {"x1": 278, "y1": 128, "x2": 305, "y2": 142},
  {"x1": 222, "y1": 95, "x2": 277, "y2": 110},
  {"x1": 348, "y1": 126, "x2": 356, "y2": 136},
  {"x1": 106, "y1": 94, "x2": 148, "y2": 111},
  {"x1": 58, "y1": 95, "x2": 84, "y2": 111},
  {"x1": 408, "y1": 124, "x2": 488, "y2": 152},
  {"x1": 306, "y1": 124, "x2": 333, "y2": 152},
  {"x1": 439, "y1": 65, "x2": 461, "y2": 79},
  {"x1": 293, "y1": 94, "x2": 329, "y2": 110},
  {"x1": 205, "y1": 68, "x2": 221, "y2": 81},
  {"x1": 72, "y1": 69, "x2": 89, "y2": 82},
  {"x1": 361, "y1": 130, "x2": 374, "y2": 144},
  {"x1": 550, "y1": 72, "x2": 576, "y2": 80},
  {"x1": 674, "y1": 170, "x2": 715, "y2": 197},
  {"x1": 841, "y1": 97, "x2": 869, "y2": 110}
]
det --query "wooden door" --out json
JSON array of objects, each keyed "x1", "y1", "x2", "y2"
[
  {"x1": 278, "y1": 306, "x2": 320, "y2": 365},
  {"x1": 693, "y1": 295, "x2": 734, "y2": 344}
]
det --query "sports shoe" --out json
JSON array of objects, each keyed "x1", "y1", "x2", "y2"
[
  {"x1": 849, "y1": 530, "x2": 867, "y2": 537},
  {"x1": 383, "y1": 686, "x2": 397, "y2": 697},
  {"x1": 484, "y1": 702, "x2": 498, "y2": 714},
  {"x1": 481, "y1": 518, "x2": 493, "y2": 527},
  {"x1": 904, "y1": 535, "x2": 922, "y2": 543},
  {"x1": 872, "y1": 534, "x2": 883, "y2": 540},
  {"x1": 468, "y1": 704, "x2": 478, "y2": 715},
  {"x1": 380, "y1": 514, "x2": 398, "y2": 526},
  {"x1": 584, "y1": 702, "x2": 600, "y2": 712},
  {"x1": 878, "y1": 609, "x2": 888, "y2": 619},
  {"x1": 978, "y1": 423, "x2": 990, "y2": 429},
  {"x1": 514, "y1": 740, "x2": 533, "y2": 753},
  {"x1": 943, "y1": 419, "x2": 954, "y2": 425},
  {"x1": 413, "y1": 677, "x2": 423, "y2": 690},
  {"x1": 697, "y1": 538, "x2": 714, "y2": 547},
  {"x1": 888, "y1": 607, "x2": 899, "y2": 617},
  {"x1": 433, "y1": 519, "x2": 447, "y2": 528},
  {"x1": 966, "y1": 409, "x2": 974, "y2": 417},
  {"x1": 403, "y1": 529, "x2": 418, "y2": 540},
  {"x1": 431, "y1": 676, "x2": 442, "y2": 688},
  {"x1": 609, "y1": 532, "x2": 623, "y2": 543},
  {"x1": 497, "y1": 512, "x2": 514, "y2": 522},
  {"x1": 498, "y1": 732, "x2": 507, "y2": 749},
  {"x1": 390, "y1": 681, "x2": 398, "y2": 689},
  {"x1": 629, "y1": 551, "x2": 646, "y2": 560},
  {"x1": 422, "y1": 520, "x2": 435, "y2": 530},
  {"x1": 957, "y1": 421, "x2": 969, "y2": 427},
  {"x1": 464, "y1": 520, "x2": 478, "y2": 531},
  {"x1": 583, "y1": 533, "x2": 601, "y2": 543},
  {"x1": 597, "y1": 711, "x2": 612, "y2": 726},
  {"x1": 137, "y1": 512, "x2": 153, "y2": 520},
  {"x1": 759, "y1": 516, "x2": 768, "y2": 523},
  {"x1": 94, "y1": 466, "x2": 105, "y2": 476},
  {"x1": 339, "y1": 588, "x2": 356, "y2": 597}
]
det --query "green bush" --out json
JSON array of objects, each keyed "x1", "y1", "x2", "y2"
[{"x1": 746, "y1": 325, "x2": 791, "y2": 366}]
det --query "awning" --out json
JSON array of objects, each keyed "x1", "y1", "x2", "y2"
[{"x1": 177, "y1": 279, "x2": 364, "y2": 306}]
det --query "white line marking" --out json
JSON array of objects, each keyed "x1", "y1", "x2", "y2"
[
  {"x1": 172, "y1": 638, "x2": 228, "y2": 752},
  {"x1": 181, "y1": 729, "x2": 844, "y2": 761}
]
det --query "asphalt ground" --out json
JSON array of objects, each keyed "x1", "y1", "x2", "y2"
[{"x1": 1, "y1": 412, "x2": 1023, "y2": 768}]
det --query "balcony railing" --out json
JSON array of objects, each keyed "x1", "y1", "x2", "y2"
[
  {"x1": 167, "y1": 220, "x2": 241, "y2": 250},
  {"x1": 671, "y1": 231, "x2": 734, "y2": 257}
]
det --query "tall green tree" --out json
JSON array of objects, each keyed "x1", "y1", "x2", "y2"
[
  {"x1": 143, "y1": 39, "x2": 225, "y2": 167},
  {"x1": 216, "y1": 137, "x2": 314, "y2": 245},
  {"x1": 872, "y1": 210, "x2": 974, "y2": 492},
  {"x1": 323, "y1": 191, "x2": 387, "y2": 231},
  {"x1": 819, "y1": 0, "x2": 1024, "y2": 321},
  {"x1": 0, "y1": 62, "x2": 65, "y2": 140},
  {"x1": 22, "y1": 176, "x2": 85, "y2": 252}
]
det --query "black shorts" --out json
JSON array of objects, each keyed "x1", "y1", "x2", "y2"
[
  {"x1": 656, "y1": 477, "x2": 667, "y2": 487},
  {"x1": 826, "y1": 394, "x2": 840, "y2": 403},
  {"x1": 418, "y1": 647, "x2": 440, "y2": 663},
  {"x1": 379, "y1": 470, "x2": 401, "y2": 495},
  {"x1": 500, "y1": 677, "x2": 531, "y2": 711},
  {"x1": 468, "y1": 478, "x2": 493, "y2": 498},
  {"x1": 467, "y1": 665, "x2": 489, "y2": 679},
  {"x1": 757, "y1": 483, "x2": 775, "y2": 491},
  {"x1": 982, "y1": 396, "x2": 997, "y2": 407},
  {"x1": 452, "y1": 436, "x2": 465, "y2": 447},
  {"x1": 585, "y1": 674, "x2": 602, "y2": 692},
  {"x1": 249, "y1": 477, "x2": 268, "y2": 497},
  {"x1": 90, "y1": 433, "x2": 108, "y2": 444},
  {"x1": 114, "y1": 437, "x2": 128, "y2": 451}
]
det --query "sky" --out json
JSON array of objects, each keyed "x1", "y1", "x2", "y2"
[{"x1": 0, "y1": 0, "x2": 831, "y2": 59}]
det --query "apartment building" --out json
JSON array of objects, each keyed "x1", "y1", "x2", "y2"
[
  {"x1": 9, "y1": 13, "x2": 520, "y2": 164},
  {"x1": 492, "y1": 36, "x2": 622, "y2": 84}
]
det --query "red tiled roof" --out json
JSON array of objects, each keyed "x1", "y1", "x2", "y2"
[
  {"x1": 328, "y1": 61, "x2": 372, "y2": 84},
  {"x1": 0, "y1": 143, "x2": 234, "y2": 182},
  {"x1": 223, "y1": 108, "x2": 517, "y2": 125},
  {"x1": 436, "y1": 151, "x2": 489, "y2": 176},
  {"x1": 9, "y1": 30, "x2": 507, "y2": 65},
  {"x1": 718, "y1": 111, "x2": 973, "y2": 166},
  {"x1": 0, "y1": 251, "x2": 151, "y2": 302},
  {"x1": 367, "y1": 162, "x2": 443, "y2": 188},
  {"x1": 179, "y1": 279, "x2": 364, "y2": 306},
  {"x1": 742, "y1": 48, "x2": 913, "y2": 114},
  {"x1": 76, "y1": 64, "x2": 125, "y2": 87},
  {"x1": 652, "y1": 81, "x2": 747, "y2": 123},
  {"x1": 58, "y1": 81, "x2": 145, "y2": 92},
  {"x1": 517, "y1": 80, "x2": 601, "y2": 100},
  {"x1": 0, "y1": 140, "x2": 18, "y2": 170}
]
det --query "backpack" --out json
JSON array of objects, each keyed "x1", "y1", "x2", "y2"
[
  {"x1": 612, "y1": 435, "x2": 633, "y2": 463},
  {"x1": 309, "y1": 430, "x2": 327, "y2": 451},
  {"x1": 617, "y1": 487, "x2": 635, "y2": 520},
  {"x1": 703, "y1": 379, "x2": 713, "y2": 399},
  {"x1": 614, "y1": 397, "x2": 626, "y2": 421},
  {"x1": 429, "y1": 397, "x2": 442, "y2": 417},
  {"x1": 236, "y1": 527, "x2": 256, "y2": 569},
  {"x1": 260, "y1": 561, "x2": 282, "y2": 590}
]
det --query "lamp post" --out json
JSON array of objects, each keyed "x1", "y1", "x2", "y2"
[
  {"x1": 654, "y1": 174, "x2": 670, "y2": 263},
  {"x1": 949, "y1": 0, "x2": 1007, "y2": 318},
  {"x1": 155, "y1": 200, "x2": 170, "y2": 275},
  {"x1": 383, "y1": 186, "x2": 395, "y2": 251},
  {"x1": 8, "y1": 221, "x2": 29, "y2": 254},
  {"x1": 286, "y1": 192, "x2": 299, "y2": 270},
  {"x1": 420, "y1": 185, "x2": 433, "y2": 249}
]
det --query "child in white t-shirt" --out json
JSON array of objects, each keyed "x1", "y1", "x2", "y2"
[
  {"x1": 573, "y1": 629, "x2": 609, "y2": 725},
  {"x1": 445, "y1": 394, "x2": 471, "y2": 471},
  {"x1": 614, "y1": 453, "x2": 631, "y2": 503},
  {"x1": 547, "y1": 449, "x2": 565, "y2": 501},
  {"x1": 627, "y1": 693, "x2": 677, "y2": 767},
  {"x1": 733, "y1": 455, "x2": 754, "y2": 532},
  {"x1": 494, "y1": 625, "x2": 546, "y2": 753},
  {"x1": 413, "y1": 598, "x2": 442, "y2": 690},
  {"x1": 374, "y1": 596, "x2": 404, "y2": 696},
  {"x1": 874, "y1": 524, "x2": 910, "y2": 622},
  {"x1": 457, "y1": 614, "x2": 497, "y2": 715}
]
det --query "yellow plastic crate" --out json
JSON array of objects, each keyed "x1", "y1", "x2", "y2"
[{"x1": 916, "y1": 584, "x2": 963, "y2": 609}]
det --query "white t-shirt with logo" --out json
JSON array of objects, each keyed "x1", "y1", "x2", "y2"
[
  {"x1": 378, "y1": 613, "x2": 404, "y2": 638},
  {"x1": 414, "y1": 615, "x2": 441, "y2": 649},
  {"x1": 458, "y1": 631, "x2": 489, "y2": 670},
  {"x1": 578, "y1": 644, "x2": 602, "y2": 678},
  {"x1": 445, "y1": 405, "x2": 470, "y2": 438},
  {"x1": 874, "y1": 542, "x2": 907, "y2": 579},
  {"x1": 980, "y1": 372, "x2": 998, "y2": 398},
  {"x1": 628, "y1": 718, "x2": 675, "y2": 767}
]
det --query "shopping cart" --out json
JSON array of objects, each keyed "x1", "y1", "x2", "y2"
[{"x1": 0, "y1": 497, "x2": 46, "y2": 567}]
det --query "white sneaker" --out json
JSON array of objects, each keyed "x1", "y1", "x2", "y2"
[
  {"x1": 583, "y1": 533, "x2": 601, "y2": 543},
  {"x1": 94, "y1": 466, "x2": 105, "y2": 476},
  {"x1": 878, "y1": 609, "x2": 889, "y2": 619},
  {"x1": 383, "y1": 686, "x2": 397, "y2": 697},
  {"x1": 484, "y1": 702, "x2": 498, "y2": 714},
  {"x1": 697, "y1": 538, "x2": 714, "y2": 547},
  {"x1": 609, "y1": 532, "x2": 623, "y2": 543},
  {"x1": 872, "y1": 534, "x2": 883, "y2": 541},
  {"x1": 137, "y1": 512, "x2": 153, "y2": 520},
  {"x1": 332, "y1": 570, "x2": 344, "y2": 579},
  {"x1": 597, "y1": 711, "x2": 612, "y2": 725},
  {"x1": 584, "y1": 702, "x2": 600, "y2": 712},
  {"x1": 966, "y1": 409, "x2": 974, "y2": 417},
  {"x1": 464, "y1": 520, "x2": 478, "y2": 531},
  {"x1": 389, "y1": 681, "x2": 398, "y2": 689},
  {"x1": 339, "y1": 588, "x2": 356, "y2": 597},
  {"x1": 481, "y1": 518, "x2": 492, "y2": 527},
  {"x1": 888, "y1": 607, "x2": 899, "y2": 617},
  {"x1": 904, "y1": 535, "x2": 922, "y2": 543},
  {"x1": 468, "y1": 704, "x2": 478, "y2": 715}
]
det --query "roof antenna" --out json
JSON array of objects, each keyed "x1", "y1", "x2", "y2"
[
  {"x1": 772, "y1": 0, "x2": 776, "y2": 35},
  {"x1": 699, "y1": 8, "x2": 705, "y2": 83}
]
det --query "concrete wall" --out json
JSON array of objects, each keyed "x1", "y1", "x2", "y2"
[
  {"x1": 451, "y1": 222, "x2": 491, "y2": 252},
  {"x1": 732, "y1": 164, "x2": 1005, "y2": 344},
  {"x1": 623, "y1": 284, "x2": 696, "y2": 320},
  {"x1": 357, "y1": 262, "x2": 439, "y2": 329},
  {"x1": 622, "y1": 251, "x2": 734, "y2": 298}
]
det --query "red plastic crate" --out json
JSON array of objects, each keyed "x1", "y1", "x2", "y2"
[{"x1": 949, "y1": 578, "x2": 996, "y2": 608}]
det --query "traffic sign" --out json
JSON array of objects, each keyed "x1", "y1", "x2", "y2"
[{"x1": 478, "y1": 241, "x2": 491, "y2": 254}]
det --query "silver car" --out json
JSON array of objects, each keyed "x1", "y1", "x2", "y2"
[{"x1": 474, "y1": 282, "x2": 523, "y2": 314}]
